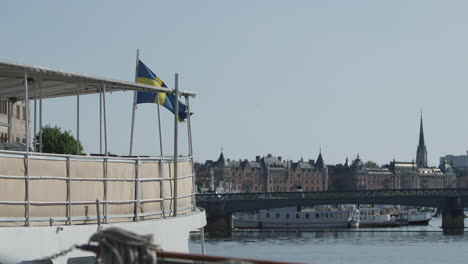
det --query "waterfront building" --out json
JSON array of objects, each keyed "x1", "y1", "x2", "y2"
[
  {"x1": 328, "y1": 115, "x2": 456, "y2": 191},
  {"x1": 0, "y1": 101, "x2": 26, "y2": 144},
  {"x1": 195, "y1": 152, "x2": 328, "y2": 193},
  {"x1": 440, "y1": 152, "x2": 468, "y2": 169}
]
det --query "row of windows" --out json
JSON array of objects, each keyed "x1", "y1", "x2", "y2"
[
  {"x1": 274, "y1": 186, "x2": 321, "y2": 191},
  {"x1": 265, "y1": 212, "x2": 348, "y2": 219},
  {"x1": 0, "y1": 133, "x2": 24, "y2": 143},
  {"x1": 0, "y1": 102, "x2": 25, "y2": 120}
]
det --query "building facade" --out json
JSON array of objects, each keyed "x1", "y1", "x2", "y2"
[
  {"x1": 195, "y1": 153, "x2": 328, "y2": 193},
  {"x1": 0, "y1": 101, "x2": 27, "y2": 144},
  {"x1": 328, "y1": 115, "x2": 456, "y2": 191}
]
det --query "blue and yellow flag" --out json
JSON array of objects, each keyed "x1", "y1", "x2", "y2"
[{"x1": 136, "y1": 60, "x2": 191, "y2": 121}]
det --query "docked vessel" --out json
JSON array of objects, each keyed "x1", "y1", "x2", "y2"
[
  {"x1": 398, "y1": 208, "x2": 433, "y2": 225},
  {"x1": 358, "y1": 207, "x2": 400, "y2": 227},
  {"x1": 233, "y1": 205, "x2": 359, "y2": 230},
  {"x1": 0, "y1": 59, "x2": 206, "y2": 263}
]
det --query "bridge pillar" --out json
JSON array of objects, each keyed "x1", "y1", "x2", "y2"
[
  {"x1": 442, "y1": 197, "x2": 464, "y2": 235},
  {"x1": 205, "y1": 212, "x2": 233, "y2": 238},
  {"x1": 202, "y1": 201, "x2": 233, "y2": 238}
]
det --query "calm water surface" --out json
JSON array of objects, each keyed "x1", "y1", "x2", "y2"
[{"x1": 189, "y1": 218, "x2": 468, "y2": 264}]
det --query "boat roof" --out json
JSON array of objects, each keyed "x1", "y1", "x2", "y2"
[{"x1": 0, "y1": 59, "x2": 196, "y2": 101}]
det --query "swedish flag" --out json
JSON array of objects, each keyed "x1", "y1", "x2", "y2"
[{"x1": 136, "y1": 60, "x2": 191, "y2": 121}]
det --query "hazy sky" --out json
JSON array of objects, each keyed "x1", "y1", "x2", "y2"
[{"x1": 2, "y1": 1, "x2": 468, "y2": 166}]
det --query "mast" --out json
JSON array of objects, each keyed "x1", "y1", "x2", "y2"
[{"x1": 129, "y1": 49, "x2": 140, "y2": 156}]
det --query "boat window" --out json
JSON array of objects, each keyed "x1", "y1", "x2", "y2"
[
  {"x1": 266, "y1": 213, "x2": 270, "y2": 218},
  {"x1": 286, "y1": 213, "x2": 290, "y2": 219},
  {"x1": 316, "y1": 213, "x2": 319, "y2": 218},
  {"x1": 306, "y1": 214, "x2": 309, "y2": 218},
  {"x1": 296, "y1": 213, "x2": 300, "y2": 219},
  {"x1": 325, "y1": 213, "x2": 328, "y2": 218},
  {"x1": 67, "y1": 256, "x2": 97, "y2": 264}
]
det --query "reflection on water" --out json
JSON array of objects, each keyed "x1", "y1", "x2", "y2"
[{"x1": 189, "y1": 218, "x2": 468, "y2": 264}]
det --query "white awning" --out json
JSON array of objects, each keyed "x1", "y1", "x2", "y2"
[{"x1": 0, "y1": 60, "x2": 196, "y2": 101}]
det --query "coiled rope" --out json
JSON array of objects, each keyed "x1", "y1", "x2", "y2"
[{"x1": 89, "y1": 227, "x2": 159, "y2": 264}]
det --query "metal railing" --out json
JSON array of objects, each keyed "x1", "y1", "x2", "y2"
[
  {"x1": 197, "y1": 188, "x2": 468, "y2": 202},
  {"x1": 0, "y1": 150, "x2": 197, "y2": 226}
]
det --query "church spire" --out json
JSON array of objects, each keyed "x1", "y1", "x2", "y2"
[
  {"x1": 419, "y1": 113, "x2": 425, "y2": 146},
  {"x1": 416, "y1": 113, "x2": 428, "y2": 168}
]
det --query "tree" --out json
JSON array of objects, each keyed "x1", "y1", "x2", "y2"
[{"x1": 39, "y1": 125, "x2": 84, "y2": 155}]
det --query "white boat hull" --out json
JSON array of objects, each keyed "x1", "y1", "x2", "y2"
[
  {"x1": 0, "y1": 210, "x2": 206, "y2": 264},
  {"x1": 233, "y1": 207, "x2": 358, "y2": 230}
]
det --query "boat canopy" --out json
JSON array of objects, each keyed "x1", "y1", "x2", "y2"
[{"x1": 0, "y1": 59, "x2": 196, "y2": 100}]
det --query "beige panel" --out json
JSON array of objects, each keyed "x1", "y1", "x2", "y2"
[
  {"x1": 70, "y1": 181, "x2": 104, "y2": 202},
  {"x1": 29, "y1": 159, "x2": 66, "y2": 177},
  {"x1": 178, "y1": 177, "x2": 193, "y2": 198},
  {"x1": 164, "y1": 199, "x2": 174, "y2": 215},
  {"x1": 30, "y1": 179, "x2": 67, "y2": 201},
  {"x1": 140, "y1": 181, "x2": 161, "y2": 200},
  {"x1": 0, "y1": 179, "x2": 25, "y2": 202},
  {"x1": 30, "y1": 205, "x2": 66, "y2": 218},
  {"x1": 107, "y1": 162, "x2": 135, "y2": 179},
  {"x1": 0, "y1": 204, "x2": 24, "y2": 218},
  {"x1": 70, "y1": 161, "x2": 104, "y2": 202},
  {"x1": 164, "y1": 179, "x2": 174, "y2": 198},
  {"x1": 107, "y1": 181, "x2": 134, "y2": 202},
  {"x1": 178, "y1": 197, "x2": 192, "y2": 214},
  {"x1": 178, "y1": 161, "x2": 193, "y2": 177},
  {"x1": 107, "y1": 203, "x2": 134, "y2": 216},
  {"x1": 164, "y1": 163, "x2": 174, "y2": 179},
  {"x1": 140, "y1": 162, "x2": 159, "y2": 179},
  {"x1": 140, "y1": 201, "x2": 162, "y2": 215},
  {"x1": 0, "y1": 156, "x2": 24, "y2": 176},
  {"x1": 70, "y1": 161, "x2": 104, "y2": 179}
]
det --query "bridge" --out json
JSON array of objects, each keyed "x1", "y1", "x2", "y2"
[{"x1": 196, "y1": 188, "x2": 468, "y2": 237}]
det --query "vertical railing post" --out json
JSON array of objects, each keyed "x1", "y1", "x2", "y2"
[
  {"x1": 134, "y1": 158, "x2": 141, "y2": 221},
  {"x1": 99, "y1": 91, "x2": 102, "y2": 154},
  {"x1": 67, "y1": 155, "x2": 72, "y2": 225},
  {"x1": 76, "y1": 88, "x2": 80, "y2": 155},
  {"x1": 24, "y1": 71, "x2": 30, "y2": 226},
  {"x1": 103, "y1": 157, "x2": 108, "y2": 223},
  {"x1": 160, "y1": 159, "x2": 166, "y2": 218},
  {"x1": 102, "y1": 84, "x2": 109, "y2": 223},
  {"x1": 39, "y1": 79, "x2": 43, "y2": 152}
]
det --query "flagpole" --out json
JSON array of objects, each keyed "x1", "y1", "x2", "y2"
[
  {"x1": 157, "y1": 95, "x2": 163, "y2": 157},
  {"x1": 129, "y1": 49, "x2": 140, "y2": 156},
  {"x1": 173, "y1": 73, "x2": 179, "y2": 217}
]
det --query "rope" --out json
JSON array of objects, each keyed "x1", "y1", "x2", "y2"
[{"x1": 89, "y1": 227, "x2": 159, "y2": 264}]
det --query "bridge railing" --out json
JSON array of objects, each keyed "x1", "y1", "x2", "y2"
[{"x1": 196, "y1": 188, "x2": 468, "y2": 202}]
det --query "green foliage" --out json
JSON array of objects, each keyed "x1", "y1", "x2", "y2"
[
  {"x1": 39, "y1": 125, "x2": 84, "y2": 155},
  {"x1": 365, "y1": 161, "x2": 378, "y2": 168}
]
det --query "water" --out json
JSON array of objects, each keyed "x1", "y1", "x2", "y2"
[{"x1": 189, "y1": 218, "x2": 468, "y2": 264}]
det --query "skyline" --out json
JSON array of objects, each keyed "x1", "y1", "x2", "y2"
[{"x1": 2, "y1": 1, "x2": 468, "y2": 166}]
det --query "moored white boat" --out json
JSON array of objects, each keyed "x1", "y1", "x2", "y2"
[
  {"x1": 233, "y1": 205, "x2": 359, "y2": 230},
  {"x1": 0, "y1": 59, "x2": 206, "y2": 263},
  {"x1": 358, "y1": 207, "x2": 400, "y2": 227},
  {"x1": 399, "y1": 209, "x2": 432, "y2": 225}
]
